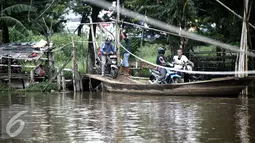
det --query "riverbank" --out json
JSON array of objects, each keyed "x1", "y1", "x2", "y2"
[{"x1": 0, "y1": 82, "x2": 59, "y2": 92}]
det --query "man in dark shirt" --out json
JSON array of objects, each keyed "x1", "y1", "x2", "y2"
[
  {"x1": 154, "y1": 47, "x2": 167, "y2": 84},
  {"x1": 120, "y1": 32, "x2": 130, "y2": 76}
]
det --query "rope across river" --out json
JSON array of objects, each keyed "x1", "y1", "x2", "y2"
[{"x1": 118, "y1": 42, "x2": 255, "y2": 75}]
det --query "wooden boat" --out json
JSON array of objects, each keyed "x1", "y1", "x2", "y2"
[{"x1": 84, "y1": 74, "x2": 255, "y2": 97}]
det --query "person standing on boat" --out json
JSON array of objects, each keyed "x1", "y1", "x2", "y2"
[
  {"x1": 154, "y1": 47, "x2": 167, "y2": 84},
  {"x1": 120, "y1": 32, "x2": 130, "y2": 76},
  {"x1": 100, "y1": 36, "x2": 116, "y2": 76},
  {"x1": 173, "y1": 49, "x2": 194, "y2": 82}
]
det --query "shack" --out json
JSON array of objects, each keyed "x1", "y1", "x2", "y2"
[{"x1": 0, "y1": 40, "x2": 51, "y2": 88}]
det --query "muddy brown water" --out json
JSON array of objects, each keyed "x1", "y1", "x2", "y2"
[{"x1": 0, "y1": 92, "x2": 255, "y2": 143}]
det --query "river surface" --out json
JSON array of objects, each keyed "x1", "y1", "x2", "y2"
[{"x1": 0, "y1": 92, "x2": 254, "y2": 143}]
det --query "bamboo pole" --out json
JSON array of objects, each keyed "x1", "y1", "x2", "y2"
[
  {"x1": 238, "y1": 0, "x2": 249, "y2": 97},
  {"x1": 116, "y1": 0, "x2": 121, "y2": 65},
  {"x1": 8, "y1": 59, "x2": 11, "y2": 86},
  {"x1": 72, "y1": 37, "x2": 77, "y2": 92}
]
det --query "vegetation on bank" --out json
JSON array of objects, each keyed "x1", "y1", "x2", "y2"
[
  {"x1": 0, "y1": 82, "x2": 58, "y2": 92},
  {"x1": 0, "y1": 84, "x2": 15, "y2": 92},
  {"x1": 25, "y1": 82, "x2": 58, "y2": 92}
]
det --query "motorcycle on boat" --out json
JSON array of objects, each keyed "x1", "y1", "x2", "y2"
[
  {"x1": 149, "y1": 62, "x2": 182, "y2": 84},
  {"x1": 94, "y1": 53, "x2": 119, "y2": 79},
  {"x1": 182, "y1": 61, "x2": 204, "y2": 82}
]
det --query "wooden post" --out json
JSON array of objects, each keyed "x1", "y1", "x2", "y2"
[
  {"x1": 89, "y1": 16, "x2": 97, "y2": 65},
  {"x1": 61, "y1": 71, "x2": 66, "y2": 91},
  {"x1": 30, "y1": 70, "x2": 34, "y2": 83},
  {"x1": 57, "y1": 67, "x2": 61, "y2": 91},
  {"x1": 47, "y1": 42, "x2": 54, "y2": 79},
  {"x1": 7, "y1": 58, "x2": 11, "y2": 86},
  {"x1": 136, "y1": 60, "x2": 138, "y2": 69},
  {"x1": 72, "y1": 37, "x2": 82, "y2": 92},
  {"x1": 140, "y1": 11, "x2": 146, "y2": 49}
]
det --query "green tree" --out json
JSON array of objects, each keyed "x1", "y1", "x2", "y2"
[
  {"x1": 124, "y1": 0, "x2": 196, "y2": 52},
  {"x1": 0, "y1": 1, "x2": 37, "y2": 43},
  {"x1": 71, "y1": 0, "x2": 115, "y2": 73}
]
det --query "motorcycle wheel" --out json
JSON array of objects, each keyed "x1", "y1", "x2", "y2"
[
  {"x1": 149, "y1": 75, "x2": 156, "y2": 82},
  {"x1": 111, "y1": 68, "x2": 119, "y2": 79},
  {"x1": 172, "y1": 77, "x2": 181, "y2": 83}
]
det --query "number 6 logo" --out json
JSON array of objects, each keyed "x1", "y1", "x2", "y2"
[{"x1": 6, "y1": 111, "x2": 28, "y2": 137}]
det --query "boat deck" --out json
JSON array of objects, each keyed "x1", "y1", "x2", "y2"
[{"x1": 85, "y1": 74, "x2": 146, "y2": 84}]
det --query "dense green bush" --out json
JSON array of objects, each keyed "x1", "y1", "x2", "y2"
[
  {"x1": 25, "y1": 82, "x2": 58, "y2": 92},
  {"x1": 9, "y1": 28, "x2": 44, "y2": 42},
  {"x1": 136, "y1": 43, "x2": 164, "y2": 63},
  {"x1": 0, "y1": 84, "x2": 15, "y2": 92},
  {"x1": 51, "y1": 33, "x2": 88, "y2": 66}
]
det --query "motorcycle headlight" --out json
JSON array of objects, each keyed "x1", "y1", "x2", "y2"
[{"x1": 112, "y1": 60, "x2": 117, "y2": 64}]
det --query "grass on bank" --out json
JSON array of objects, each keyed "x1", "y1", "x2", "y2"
[
  {"x1": 25, "y1": 82, "x2": 58, "y2": 92},
  {"x1": 0, "y1": 82, "x2": 59, "y2": 92},
  {"x1": 0, "y1": 84, "x2": 15, "y2": 92}
]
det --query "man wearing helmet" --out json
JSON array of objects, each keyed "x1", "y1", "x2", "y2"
[
  {"x1": 154, "y1": 47, "x2": 167, "y2": 84},
  {"x1": 100, "y1": 36, "x2": 116, "y2": 76}
]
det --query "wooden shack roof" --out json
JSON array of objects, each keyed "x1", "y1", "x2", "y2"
[{"x1": 0, "y1": 40, "x2": 49, "y2": 61}]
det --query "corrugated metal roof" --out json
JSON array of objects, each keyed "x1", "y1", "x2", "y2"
[{"x1": 0, "y1": 40, "x2": 49, "y2": 61}]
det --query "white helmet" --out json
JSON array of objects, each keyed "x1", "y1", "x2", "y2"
[{"x1": 105, "y1": 35, "x2": 112, "y2": 42}]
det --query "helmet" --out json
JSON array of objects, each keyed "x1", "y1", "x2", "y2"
[
  {"x1": 105, "y1": 36, "x2": 112, "y2": 43},
  {"x1": 158, "y1": 47, "x2": 165, "y2": 55}
]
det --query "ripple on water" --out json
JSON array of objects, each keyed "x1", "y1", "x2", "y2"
[{"x1": 0, "y1": 93, "x2": 255, "y2": 143}]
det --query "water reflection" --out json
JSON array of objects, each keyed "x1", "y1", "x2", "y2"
[
  {"x1": 0, "y1": 92, "x2": 254, "y2": 143},
  {"x1": 236, "y1": 99, "x2": 250, "y2": 143}
]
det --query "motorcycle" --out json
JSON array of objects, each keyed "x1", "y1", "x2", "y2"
[
  {"x1": 149, "y1": 62, "x2": 182, "y2": 84},
  {"x1": 95, "y1": 53, "x2": 119, "y2": 79},
  {"x1": 182, "y1": 61, "x2": 204, "y2": 82}
]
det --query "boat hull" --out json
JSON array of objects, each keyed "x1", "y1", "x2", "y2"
[{"x1": 102, "y1": 77, "x2": 254, "y2": 97}]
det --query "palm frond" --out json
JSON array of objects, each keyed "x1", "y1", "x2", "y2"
[
  {"x1": 3, "y1": 4, "x2": 37, "y2": 16},
  {"x1": 0, "y1": 0, "x2": 6, "y2": 5},
  {"x1": 0, "y1": 16, "x2": 28, "y2": 35}
]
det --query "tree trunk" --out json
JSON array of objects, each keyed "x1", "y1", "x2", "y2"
[
  {"x1": 78, "y1": 14, "x2": 87, "y2": 36},
  {"x1": 180, "y1": 18, "x2": 188, "y2": 50},
  {"x1": 2, "y1": 24, "x2": 9, "y2": 43},
  {"x1": 86, "y1": 7, "x2": 100, "y2": 74}
]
